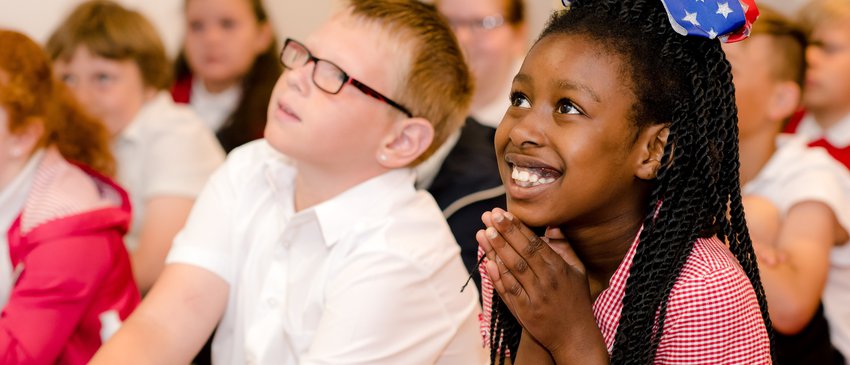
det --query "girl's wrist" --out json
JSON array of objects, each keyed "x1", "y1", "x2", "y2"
[{"x1": 549, "y1": 318, "x2": 609, "y2": 365}]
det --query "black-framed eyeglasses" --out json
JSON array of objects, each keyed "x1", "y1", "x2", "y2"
[{"x1": 280, "y1": 38, "x2": 413, "y2": 118}]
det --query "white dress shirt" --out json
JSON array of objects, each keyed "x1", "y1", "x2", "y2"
[
  {"x1": 114, "y1": 92, "x2": 225, "y2": 250},
  {"x1": 189, "y1": 78, "x2": 241, "y2": 133},
  {"x1": 167, "y1": 140, "x2": 486, "y2": 365},
  {"x1": 795, "y1": 113, "x2": 850, "y2": 149}
]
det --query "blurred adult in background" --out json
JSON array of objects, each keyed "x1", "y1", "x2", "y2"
[
  {"x1": 416, "y1": 0, "x2": 528, "y2": 285},
  {"x1": 436, "y1": 0, "x2": 526, "y2": 128}
]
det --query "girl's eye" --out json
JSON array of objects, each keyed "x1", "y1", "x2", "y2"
[
  {"x1": 556, "y1": 99, "x2": 583, "y2": 115},
  {"x1": 60, "y1": 73, "x2": 76, "y2": 86},
  {"x1": 220, "y1": 18, "x2": 236, "y2": 30},
  {"x1": 510, "y1": 92, "x2": 531, "y2": 109},
  {"x1": 189, "y1": 20, "x2": 204, "y2": 32},
  {"x1": 95, "y1": 73, "x2": 114, "y2": 85}
]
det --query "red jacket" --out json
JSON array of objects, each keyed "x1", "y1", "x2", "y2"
[{"x1": 0, "y1": 148, "x2": 140, "y2": 365}]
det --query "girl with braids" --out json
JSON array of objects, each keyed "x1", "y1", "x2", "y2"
[
  {"x1": 0, "y1": 30, "x2": 139, "y2": 364},
  {"x1": 476, "y1": 0, "x2": 772, "y2": 363}
]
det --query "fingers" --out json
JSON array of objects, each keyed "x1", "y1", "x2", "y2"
[{"x1": 489, "y1": 208, "x2": 559, "y2": 272}]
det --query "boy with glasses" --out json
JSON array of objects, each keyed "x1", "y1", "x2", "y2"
[{"x1": 90, "y1": 1, "x2": 485, "y2": 364}]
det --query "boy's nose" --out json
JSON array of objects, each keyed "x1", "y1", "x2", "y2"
[{"x1": 283, "y1": 62, "x2": 313, "y2": 95}]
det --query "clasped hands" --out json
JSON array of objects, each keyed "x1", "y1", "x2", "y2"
[{"x1": 476, "y1": 208, "x2": 607, "y2": 363}]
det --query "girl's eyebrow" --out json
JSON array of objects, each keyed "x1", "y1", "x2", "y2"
[{"x1": 556, "y1": 79, "x2": 600, "y2": 103}]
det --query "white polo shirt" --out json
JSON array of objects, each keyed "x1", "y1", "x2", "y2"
[
  {"x1": 114, "y1": 92, "x2": 225, "y2": 250},
  {"x1": 744, "y1": 135, "x2": 850, "y2": 359},
  {"x1": 167, "y1": 140, "x2": 486, "y2": 365}
]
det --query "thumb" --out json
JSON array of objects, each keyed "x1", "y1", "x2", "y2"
[{"x1": 544, "y1": 227, "x2": 585, "y2": 274}]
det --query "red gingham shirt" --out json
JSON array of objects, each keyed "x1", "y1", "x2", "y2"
[{"x1": 479, "y1": 230, "x2": 772, "y2": 364}]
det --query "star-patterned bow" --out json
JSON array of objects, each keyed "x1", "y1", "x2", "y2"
[
  {"x1": 560, "y1": 0, "x2": 759, "y2": 43},
  {"x1": 660, "y1": 0, "x2": 759, "y2": 42}
]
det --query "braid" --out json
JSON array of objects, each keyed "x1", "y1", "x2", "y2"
[
  {"x1": 487, "y1": 0, "x2": 774, "y2": 363},
  {"x1": 488, "y1": 294, "x2": 522, "y2": 364}
]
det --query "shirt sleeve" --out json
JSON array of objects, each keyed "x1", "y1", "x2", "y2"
[
  {"x1": 0, "y1": 233, "x2": 115, "y2": 365},
  {"x1": 774, "y1": 164, "x2": 850, "y2": 233},
  {"x1": 141, "y1": 112, "x2": 224, "y2": 200},
  {"x1": 301, "y1": 251, "x2": 479, "y2": 365},
  {"x1": 165, "y1": 162, "x2": 236, "y2": 285},
  {"x1": 655, "y1": 264, "x2": 772, "y2": 364}
]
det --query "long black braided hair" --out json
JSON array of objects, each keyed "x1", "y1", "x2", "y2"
[{"x1": 488, "y1": 0, "x2": 774, "y2": 363}]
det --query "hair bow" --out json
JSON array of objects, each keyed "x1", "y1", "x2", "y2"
[
  {"x1": 660, "y1": 0, "x2": 759, "y2": 42},
  {"x1": 560, "y1": 0, "x2": 759, "y2": 43}
]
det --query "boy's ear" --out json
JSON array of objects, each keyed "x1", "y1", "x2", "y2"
[
  {"x1": 634, "y1": 124, "x2": 669, "y2": 181},
  {"x1": 376, "y1": 117, "x2": 434, "y2": 168},
  {"x1": 767, "y1": 80, "x2": 802, "y2": 123}
]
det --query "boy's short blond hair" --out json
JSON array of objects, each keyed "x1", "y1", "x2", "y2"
[
  {"x1": 751, "y1": 6, "x2": 807, "y2": 88},
  {"x1": 346, "y1": 0, "x2": 473, "y2": 165},
  {"x1": 799, "y1": 0, "x2": 850, "y2": 36},
  {"x1": 45, "y1": 0, "x2": 171, "y2": 91}
]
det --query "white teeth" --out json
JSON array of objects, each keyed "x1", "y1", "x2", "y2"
[{"x1": 511, "y1": 166, "x2": 556, "y2": 187}]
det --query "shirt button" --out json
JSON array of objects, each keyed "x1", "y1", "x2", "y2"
[{"x1": 268, "y1": 298, "x2": 278, "y2": 307}]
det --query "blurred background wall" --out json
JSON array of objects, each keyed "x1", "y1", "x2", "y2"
[{"x1": 0, "y1": 0, "x2": 814, "y2": 59}]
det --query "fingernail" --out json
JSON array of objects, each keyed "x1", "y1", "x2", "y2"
[
  {"x1": 493, "y1": 213, "x2": 504, "y2": 223},
  {"x1": 504, "y1": 212, "x2": 514, "y2": 221},
  {"x1": 486, "y1": 227, "x2": 498, "y2": 239}
]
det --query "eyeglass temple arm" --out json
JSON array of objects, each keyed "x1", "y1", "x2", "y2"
[{"x1": 347, "y1": 78, "x2": 414, "y2": 118}]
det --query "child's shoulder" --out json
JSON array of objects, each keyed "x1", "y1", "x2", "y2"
[
  {"x1": 679, "y1": 236, "x2": 745, "y2": 279},
  {"x1": 135, "y1": 93, "x2": 210, "y2": 135}
]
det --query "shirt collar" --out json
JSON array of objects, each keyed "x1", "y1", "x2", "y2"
[
  {"x1": 797, "y1": 113, "x2": 850, "y2": 148},
  {"x1": 261, "y1": 149, "x2": 417, "y2": 248},
  {"x1": 118, "y1": 92, "x2": 170, "y2": 143},
  {"x1": 312, "y1": 168, "x2": 415, "y2": 247}
]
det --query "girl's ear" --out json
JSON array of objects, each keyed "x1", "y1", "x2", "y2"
[
  {"x1": 375, "y1": 117, "x2": 434, "y2": 168},
  {"x1": 634, "y1": 124, "x2": 669, "y2": 181}
]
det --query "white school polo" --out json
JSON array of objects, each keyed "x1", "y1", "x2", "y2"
[
  {"x1": 744, "y1": 135, "x2": 850, "y2": 359},
  {"x1": 114, "y1": 92, "x2": 225, "y2": 250},
  {"x1": 167, "y1": 140, "x2": 486, "y2": 365}
]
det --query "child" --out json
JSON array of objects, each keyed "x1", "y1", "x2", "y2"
[
  {"x1": 46, "y1": 0, "x2": 225, "y2": 293},
  {"x1": 783, "y1": 0, "x2": 850, "y2": 170},
  {"x1": 725, "y1": 7, "x2": 849, "y2": 363},
  {"x1": 172, "y1": 0, "x2": 282, "y2": 152},
  {"x1": 476, "y1": 0, "x2": 773, "y2": 363},
  {"x1": 91, "y1": 0, "x2": 484, "y2": 364},
  {"x1": 0, "y1": 30, "x2": 139, "y2": 365}
]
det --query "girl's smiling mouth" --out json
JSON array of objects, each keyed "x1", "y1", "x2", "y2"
[{"x1": 505, "y1": 153, "x2": 563, "y2": 189}]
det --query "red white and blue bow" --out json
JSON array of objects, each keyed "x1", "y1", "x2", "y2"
[
  {"x1": 660, "y1": 0, "x2": 759, "y2": 43},
  {"x1": 560, "y1": 0, "x2": 759, "y2": 43}
]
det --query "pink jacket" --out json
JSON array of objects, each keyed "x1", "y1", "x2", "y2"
[{"x1": 0, "y1": 148, "x2": 140, "y2": 365}]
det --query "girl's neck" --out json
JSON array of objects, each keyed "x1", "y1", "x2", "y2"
[
  {"x1": 738, "y1": 126, "x2": 777, "y2": 186},
  {"x1": 561, "y1": 200, "x2": 647, "y2": 300},
  {"x1": 201, "y1": 77, "x2": 240, "y2": 94}
]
